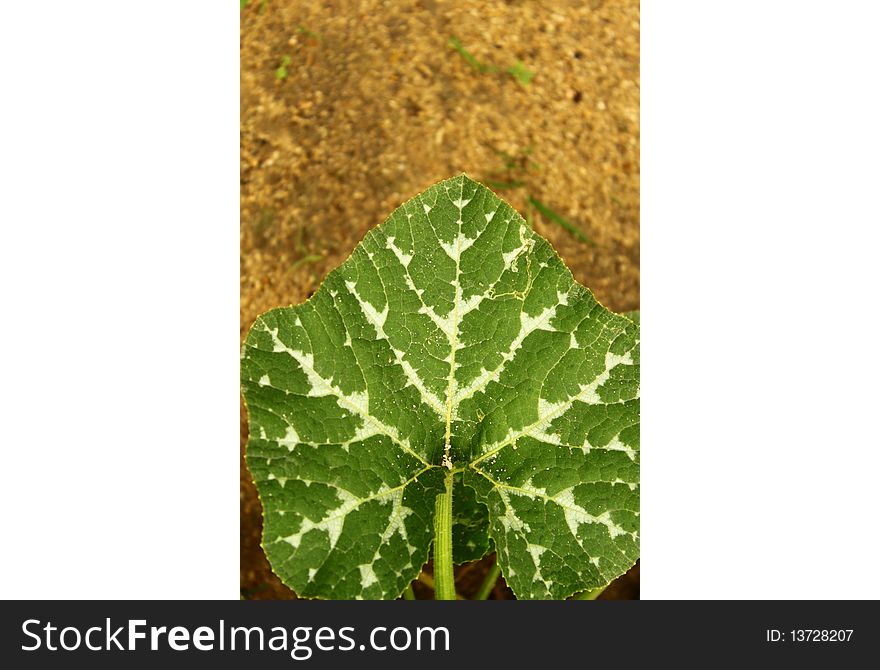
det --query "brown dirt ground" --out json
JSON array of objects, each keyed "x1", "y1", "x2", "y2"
[{"x1": 240, "y1": 0, "x2": 639, "y2": 600}]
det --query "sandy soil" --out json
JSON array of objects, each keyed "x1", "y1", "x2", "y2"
[{"x1": 240, "y1": 0, "x2": 639, "y2": 599}]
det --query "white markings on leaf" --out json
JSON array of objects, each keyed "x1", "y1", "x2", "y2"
[
  {"x1": 553, "y1": 487, "x2": 631, "y2": 540},
  {"x1": 390, "y1": 346, "x2": 445, "y2": 415},
  {"x1": 572, "y1": 350, "x2": 633, "y2": 405},
  {"x1": 267, "y1": 473, "x2": 287, "y2": 487},
  {"x1": 345, "y1": 278, "x2": 444, "y2": 416},
  {"x1": 277, "y1": 425, "x2": 300, "y2": 451},
  {"x1": 502, "y1": 233, "x2": 534, "y2": 270},
  {"x1": 385, "y1": 236, "x2": 413, "y2": 268},
  {"x1": 526, "y1": 543, "x2": 547, "y2": 566},
  {"x1": 480, "y1": 347, "x2": 637, "y2": 455},
  {"x1": 281, "y1": 488, "x2": 361, "y2": 551},
  {"x1": 264, "y1": 325, "x2": 415, "y2": 457},
  {"x1": 454, "y1": 297, "x2": 566, "y2": 403},
  {"x1": 358, "y1": 564, "x2": 379, "y2": 589},
  {"x1": 496, "y1": 489, "x2": 530, "y2": 534},
  {"x1": 593, "y1": 435, "x2": 637, "y2": 461},
  {"x1": 451, "y1": 195, "x2": 473, "y2": 210},
  {"x1": 438, "y1": 231, "x2": 477, "y2": 261},
  {"x1": 344, "y1": 281, "x2": 389, "y2": 335},
  {"x1": 356, "y1": 489, "x2": 417, "y2": 595}
]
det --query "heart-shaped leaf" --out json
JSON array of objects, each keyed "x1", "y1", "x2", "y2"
[{"x1": 241, "y1": 175, "x2": 639, "y2": 599}]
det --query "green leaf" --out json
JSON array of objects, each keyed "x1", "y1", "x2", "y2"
[
  {"x1": 624, "y1": 309, "x2": 640, "y2": 325},
  {"x1": 451, "y1": 473, "x2": 492, "y2": 564},
  {"x1": 242, "y1": 175, "x2": 639, "y2": 599}
]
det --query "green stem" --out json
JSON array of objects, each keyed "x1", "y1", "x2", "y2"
[
  {"x1": 475, "y1": 560, "x2": 501, "y2": 600},
  {"x1": 433, "y1": 470, "x2": 455, "y2": 600}
]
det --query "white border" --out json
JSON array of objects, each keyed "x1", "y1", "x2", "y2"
[
  {"x1": 642, "y1": 1, "x2": 880, "y2": 598},
  {"x1": 0, "y1": 3, "x2": 239, "y2": 598}
]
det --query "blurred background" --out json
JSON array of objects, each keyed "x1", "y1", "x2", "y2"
[{"x1": 240, "y1": 0, "x2": 639, "y2": 599}]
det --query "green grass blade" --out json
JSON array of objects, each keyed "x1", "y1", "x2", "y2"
[{"x1": 527, "y1": 196, "x2": 594, "y2": 245}]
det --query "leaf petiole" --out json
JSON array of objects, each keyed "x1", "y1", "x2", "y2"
[
  {"x1": 432, "y1": 470, "x2": 456, "y2": 600},
  {"x1": 475, "y1": 560, "x2": 501, "y2": 600}
]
